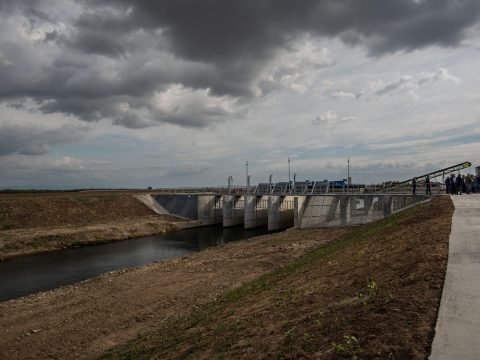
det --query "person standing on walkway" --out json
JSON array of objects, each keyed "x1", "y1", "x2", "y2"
[
  {"x1": 412, "y1": 177, "x2": 417, "y2": 195},
  {"x1": 473, "y1": 175, "x2": 479, "y2": 194},
  {"x1": 445, "y1": 176, "x2": 451, "y2": 194},
  {"x1": 465, "y1": 173, "x2": 472, "y2": 194},
  {"x1": 456, "y1": 173, "x2": 463, "y2": 195},
  {"x1": 450, "y1": 173, "x2": 457, "y2": 195},
  {"x1": 426, "y1": 175, "x2": 432, "y2": 195}
]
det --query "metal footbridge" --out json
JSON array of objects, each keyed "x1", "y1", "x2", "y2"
[{"x1": 378, "y1": 161, "x2": 471, "y2": 193}]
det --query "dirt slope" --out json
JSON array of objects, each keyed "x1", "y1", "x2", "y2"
[
  {"x1": 102, "y1": 196, "x2": 453, "y2": 359},
  {"x1": 0, "y1": 197, "x2": 453, "y2": 359},
  {"x1": 0, "y1": 193, "x2": 155, "y2": 230}
]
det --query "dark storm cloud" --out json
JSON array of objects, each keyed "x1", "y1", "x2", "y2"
[
  {"x1": 0, "y1": 0, "x2": 37, "y2": 12},
  {"x1": 87, "y1": 0, "x2": 480, "y2": 59},
  {"x1": 1, "y1": 0, "x2": 479, "y2": 129},
  {"x1": 64, "y1": 30, "x2": 127, "y2": 57},
  {"x1": 0, "y1": 124, "x2": 88, "y2": 156}
]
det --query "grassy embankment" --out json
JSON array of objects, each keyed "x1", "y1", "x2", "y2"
[{"x1": 101, "y1": 196, "x2": 452, "y2": 359}]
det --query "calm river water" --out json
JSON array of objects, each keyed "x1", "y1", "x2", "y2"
[{"x1": 0, "y1": 225, "x2": 270, "y2": 302}]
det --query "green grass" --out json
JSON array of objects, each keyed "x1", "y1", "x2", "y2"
[{"x1": 99, "y1": 200, "x2": 430, "y2": 359}]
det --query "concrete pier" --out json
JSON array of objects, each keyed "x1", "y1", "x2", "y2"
[
  {"x1": 244, "y1": 195, "x2": 268, "y2": 229},
  {"x1": 223, "y1": 195, "x2": 245, "y2": 227},
  {"x1": 198, "y1": 195, "x2": 223, "y2": 225},
  {"x1": 268, "y1": 196, "x2": 295, "y2": 231}
]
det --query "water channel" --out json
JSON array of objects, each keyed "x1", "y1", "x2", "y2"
[{"x1": 0, "y1": 225, "x2": 270, "y2": 302}]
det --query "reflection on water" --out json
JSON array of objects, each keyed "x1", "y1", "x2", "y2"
[{"x1": 0, "y1": 225, "x2": 269, "y2": 302}]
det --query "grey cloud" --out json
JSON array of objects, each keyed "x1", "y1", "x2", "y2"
[
  {"x1": 0, "y1": 124, "x2": 88, "y2": 156},
  {"x1": 39, "y1": 98, "x2": 105, "y2": 122},
  {"x1": 339, "y1": 30, "x2": 363, "y2": 46},
  {"x1": 372, "y1": 69, "x2": 461, "y2": 97},
  {"x1": 88, "y1": 0, "x2": 480, "y2": 59},
  {"x1": 0, "y1": 1, "x2": 40, "y2": 13},
  {"x1": 153, "y1": 108, "x2": 234, "y2": 129},
  {"x1": 0, "y1": 155, "x2": 110, "y2": 189},
  {"x1": 312, "y1": 111, "x2": 355, "y2": 140},
  {"x1": 63, "y1": 30, "x2": 127, "y2": 57},
  {"x1": 374, "y1": 76, "x2": 412, "y2": 96},
  {"x1": 44, "y1": 30, "x2": 58, "y2": 42},
  {"x1": 0, "y1": 0, "x2": 479, "y2": 129},
  {"x1": 331, "y1": 91, "x2": 358, "y2": 100}
]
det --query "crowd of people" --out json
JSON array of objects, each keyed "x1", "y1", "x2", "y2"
[
  {"x1": 411, "y1": 173, "x2": 480, "y2": 195},
  {"x1": 445, "y1": 173, "x2": 480, "y2": 195}
]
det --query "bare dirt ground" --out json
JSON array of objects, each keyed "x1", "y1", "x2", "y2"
[
  {"x1": 101, "y1": 196, "x2": 453, "y2": 359},
  {"x1": 0, "y1": 192, "x2": 184, "y2": 259},
  {"x1": 0, "y1": 226, "x2": 349, "y2": 359},
  {"x1": 0, "y1": 196, "x2": 453, "y2": 360}
]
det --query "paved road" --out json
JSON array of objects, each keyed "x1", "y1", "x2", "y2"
[{"x1": 430, "y1": 195, "x2": 480, "y2": 360}]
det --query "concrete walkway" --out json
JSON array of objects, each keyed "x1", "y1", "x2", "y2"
[{"x1": 430, "y1": 196, "x2": 480, "y2": 359}]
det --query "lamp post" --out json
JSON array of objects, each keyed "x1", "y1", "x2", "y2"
[
  {"x1": 228, "y1": 176, "x2": 233, "y2": 194},
  {"x1": 246, "y1": 160, "x2": 249, "y2": 193},
  {"x1": 347, "y1": 157, "x2": 350, "y2": 192},
  {"x1": 288, "y1": 157, "x2": 291, "y2": 184}
]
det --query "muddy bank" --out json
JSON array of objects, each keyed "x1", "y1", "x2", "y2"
[
  {"x1": 0, "y1": 227, "x2": 350, "y2": 360},
  {"x1": 0, "y1": 214, "x2": 188, "y2": 260},
  {"x1": 0, "y1": 192, "x2": 186, "y2": 260}
]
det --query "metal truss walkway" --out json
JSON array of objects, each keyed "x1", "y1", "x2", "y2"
[{"x1": 378, "y1": 161, "x2": 471, "y2": 193}]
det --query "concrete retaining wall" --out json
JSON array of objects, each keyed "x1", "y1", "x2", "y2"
[
  {"x1": 154, "y1": 194, "x2": 199, "y2": 220},
  {"x1": 294, "y1": 194, "x2": 428, "y2": 229},
  {"x1": 154, "y1": 194, "x2": 223, "y2": 225},
  {"x1": 133, "y1": 194, "x2": 170, "y2": 215}
]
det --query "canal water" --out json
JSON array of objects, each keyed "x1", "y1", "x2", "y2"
[{"x1": 0, "y1": 225, "x2": 270, "y2": 302}]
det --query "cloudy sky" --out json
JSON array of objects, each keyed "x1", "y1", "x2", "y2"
[{"x1": 1, "y1": 0, "x2": 479, "y2": 189}]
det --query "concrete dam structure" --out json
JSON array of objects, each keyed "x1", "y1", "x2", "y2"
[
  {"x1": 294, "y1": 194, "x2": 427, "y2": 228},
  {"x1": 150, "y1": 193, "x2": 428, "y2": 231}
]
